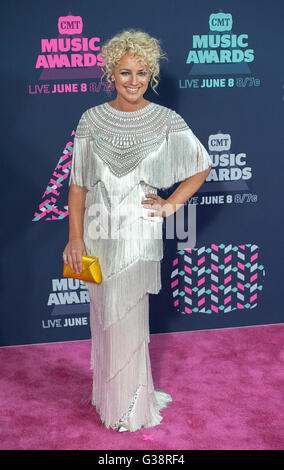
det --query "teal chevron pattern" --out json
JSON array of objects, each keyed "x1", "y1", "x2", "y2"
[
  {"x1": 32, "y1": 132, "x2": 75, "y2": 222},
  {"x1": 170, "y1": 243, "x2": 265, "y2": 315}
]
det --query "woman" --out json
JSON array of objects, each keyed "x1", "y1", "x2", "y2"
[{"x1": 63, "y1": 29, "x2": 212, "y2": 432}]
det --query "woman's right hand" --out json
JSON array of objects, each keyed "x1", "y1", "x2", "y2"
[{"x1": 62, "y1": 239, "x2": 87, "y2": 274}]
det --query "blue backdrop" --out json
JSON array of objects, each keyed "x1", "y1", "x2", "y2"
[{"x1": 1, "y1": 0, "x2": 283, "y2": 346}]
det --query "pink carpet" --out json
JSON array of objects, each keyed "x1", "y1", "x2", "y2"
[{"x1": 0, "y1": 324, "x2": 283, "y2": 450}]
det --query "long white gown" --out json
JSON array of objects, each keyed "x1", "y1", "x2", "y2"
[{"x1": 68, "y1": 101, "x2": 212, "y2": 432}]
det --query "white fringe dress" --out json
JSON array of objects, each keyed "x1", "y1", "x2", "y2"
[{"x1": 68, "y1": 101, "x2": 212, "y2": 432}]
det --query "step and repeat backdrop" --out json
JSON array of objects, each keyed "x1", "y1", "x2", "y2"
[{"x1": 1, "y1": 0, "x2": 283, "y2": 346}]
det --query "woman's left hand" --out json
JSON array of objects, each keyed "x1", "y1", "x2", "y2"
[{"x1": 141, "y1": 193, "x2": 176, "y2": 218}]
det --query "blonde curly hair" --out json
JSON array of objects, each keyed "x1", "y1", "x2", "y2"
[{"x1": 100, "y1": 29, "x2": 168, "y2": 95}]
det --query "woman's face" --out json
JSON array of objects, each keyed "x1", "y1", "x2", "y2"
[{"x1": 110, "y1": 52, "x2": 151, "y2": 104}]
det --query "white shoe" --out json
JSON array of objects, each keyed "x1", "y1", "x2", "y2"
[{"x1": 118, "y1": 426, "x2": 128, "y2": 432}]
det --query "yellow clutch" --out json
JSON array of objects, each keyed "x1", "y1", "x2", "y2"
[{"x1": 62, "y1": 253, "x2": 102, "y2": 284}]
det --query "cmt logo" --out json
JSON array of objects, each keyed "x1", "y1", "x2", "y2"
[
  {"x1": 208, "y1": 133, "x2": 231, "y2": 152},
  {"x1": 209, "y1": 13, "x2": 233, "y2": 32},
  {"x1": 58, "y1": 15, "x2": 83, "y2": 35}
]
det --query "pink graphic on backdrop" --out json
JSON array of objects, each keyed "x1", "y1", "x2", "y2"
[
  {"x1": 170, "y1": 244, "x2": 266, "y2": 315},
  {"x1": 36, "y1": 12, "x2": 104, "y2": 80},
  {"x1": 32, "y1": 133, "x2": 74, "y2": 221},
  {"x1": 58, "y1": 15, "x2": 83, "y2": 35}
]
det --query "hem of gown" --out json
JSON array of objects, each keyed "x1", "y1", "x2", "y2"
[
  {"x1": 116, "y1": 388, "x2": 173, "y2": 432},
  {"x1": 95, "y1": 388, "x2": 173, "y2": 433},
  {"x1": 90, "y1": 336, "x2": 173, "y2": 432}
]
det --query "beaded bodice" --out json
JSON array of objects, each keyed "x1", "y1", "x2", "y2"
[{"x1": 75, "y1": 101, "x2": 188, "y2": 177}]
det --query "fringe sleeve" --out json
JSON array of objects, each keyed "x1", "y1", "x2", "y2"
[
  {"x1": 160, "y1": 110, "x2": 212, "y2": 190},
  {"x1": 68, "y1": 111, "x2": 90, "y2": 188}
]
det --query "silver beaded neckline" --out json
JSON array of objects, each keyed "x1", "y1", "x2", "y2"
[
  {"x1": 104, "y1": 101, "x2": 155, "y2": 117},
  {"x1": 85, "y1": 102, "x2": 171, "y2": 177},
  {"x1": 73, "y1": 101, "x2": 190, "y2": 181}
]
